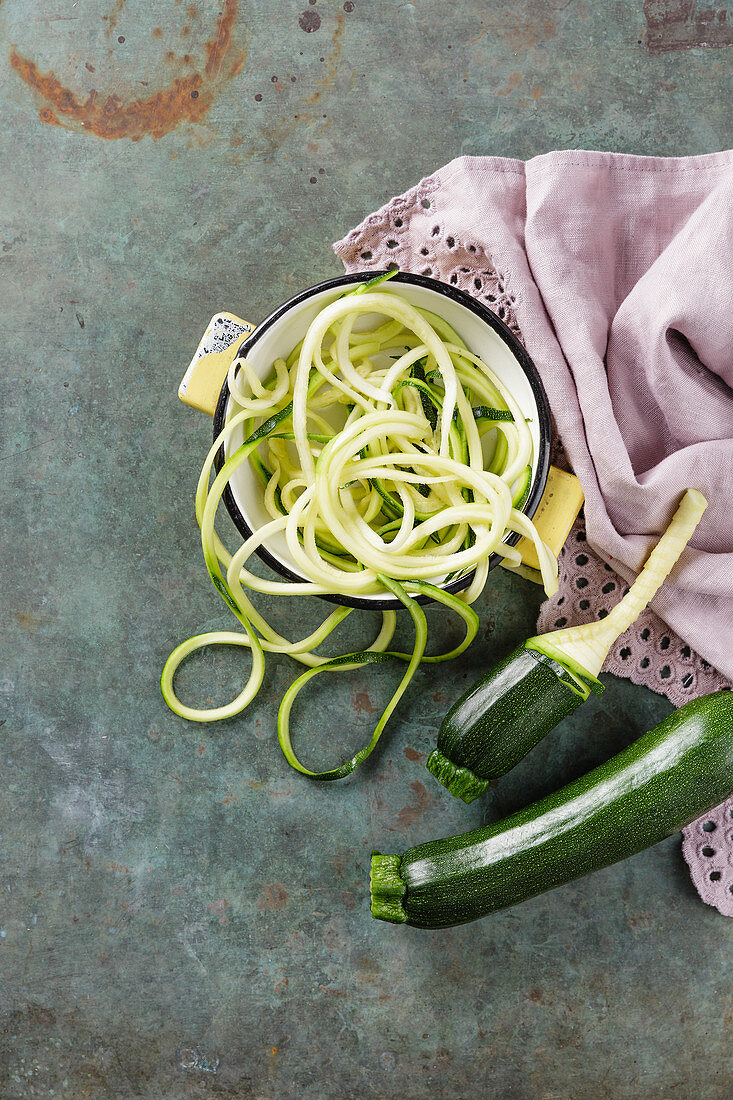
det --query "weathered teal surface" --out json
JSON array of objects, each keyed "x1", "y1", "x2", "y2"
[{"x1": 1, "y1": 1, "x2": 731, "y2": 1096}]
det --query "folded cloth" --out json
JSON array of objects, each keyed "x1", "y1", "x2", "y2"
[{"x1": 334, "y1": 149, "x2": 733, "y2": 915}]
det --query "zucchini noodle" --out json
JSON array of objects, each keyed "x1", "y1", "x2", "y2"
[{"x1": 161, "y1": 271, "x2": 558, "y2": 779}]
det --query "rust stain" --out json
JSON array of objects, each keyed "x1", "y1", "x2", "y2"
[
  {"x1": 644, "y1": 1, "x2": 733, "y2": 52},
  {"x1": 9, "y1": 0, "x2": 245, "y2": 141},
  {"x1": 352, "y1": 689, "x2": 376, "y2": 716},
  {"x1": 107, "y1": 861, "x2": 132, "y2": 874},
  {"x1": 328, "y1": 847, "x2": 350, "y2": 874},
  {"x1": 395, "y1": 779, "x2": 435, "y2": 830},
  {"x1": 15, "y1": 610, "x2": 45, "y2": 630},
  {"x1": 340, "y1": 889, "x2": 357, "y2": 910},
  {"x1": 229, "y1": 50, "x2": 247, "y2": 77},
  {"x1": 104, "y1": 0, "x2": 128, "y2": 40},
  {"x1": 208, "y1": 898, "x2": 230, "y2": 924},
  {"x1": 496, "y1": 11, "x2": 558, "y2": 51},
  {"x1": 469, "y1": 26, "x2": 489, "y2": 45},
  {"x1": 318, "y1": 982, "x2": 348, "y2": 996},
  {"x1": 152, "y1": 27, "x2": 163, "y2": 39},
  {"x1": 205, "y1": 0, "x2": 237, "y2": 76},
  {"x1": 304, "y1": 11, "x2": 344, "y2": 106},
  {"x1": 627, "y1": 910, "x2": 656, "y2": 931},
  {"x1": 256, "y1": 883, "x2": 290, "y2": 911},
  {"x1": 494, "y1": 71, "x2": 524, "y2": 96},
  {"x1": 403, "y1": 746, "x2": 426, "y2": 763}
]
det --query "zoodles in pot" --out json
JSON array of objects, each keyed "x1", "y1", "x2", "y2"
[{"x1": 161, "y1": 271, "x2": 558, "y2": 778}]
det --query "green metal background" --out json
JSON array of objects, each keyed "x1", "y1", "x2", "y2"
[{"x1": 0, "y1": 1, "x2": 731, "y2": 1096}]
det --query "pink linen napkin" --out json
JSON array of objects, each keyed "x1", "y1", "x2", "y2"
[{"x1": 334, "y1": 150, "x2": 733, "y2": 915}]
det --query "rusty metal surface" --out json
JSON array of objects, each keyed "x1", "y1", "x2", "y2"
[
  {"x1": 0, "y1": 2, "x2": 731, "y2": 1097},
  {"x1": 644, "y1": 1, "x2": 733, "y2": 54}
]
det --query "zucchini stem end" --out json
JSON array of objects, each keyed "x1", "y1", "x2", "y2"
[
  {"x1": 426, "y1": 748, "x2": 490, "y2": 804},
  {"x1": 370, "y1": 853, "x2": 408, "y2": 923}
]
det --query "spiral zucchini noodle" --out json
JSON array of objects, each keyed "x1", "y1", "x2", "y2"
[{"x1": 161, "y1": 271, "x2": 558, "y2": 779}]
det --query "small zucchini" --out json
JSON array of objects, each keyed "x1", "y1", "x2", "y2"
[
  {"x1": 427, "y1": 644, "x2": 598, "y2": 802},
  {"x1": 427, "y1": 488, "x2": 708, "y2": 802},
  {"x1": 372, "y1": 690, "x2": 733, "y2": 928}
]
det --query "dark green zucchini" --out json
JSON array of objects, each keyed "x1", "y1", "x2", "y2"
[
  {"x1": 426, "y1": 488, "x2": 708, "y2": 803},
  {"x1": 426, "y1": 644, "x2": 597, "y2": 803},
  {"x1": 372, "y1": 690, "x2": 733, "y2": 928}
]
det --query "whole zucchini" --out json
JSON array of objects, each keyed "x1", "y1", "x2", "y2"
[
  {"x1": 371, "y1": 690, "x2": 733, "y2": 929},
  {"x1": 427, "y1": 644, "x2": 592, "y2": 803}
]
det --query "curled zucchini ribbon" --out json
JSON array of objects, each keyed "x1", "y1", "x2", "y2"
[{"x1": 162, "y1": 272, "x2": 557, "y2": 777}]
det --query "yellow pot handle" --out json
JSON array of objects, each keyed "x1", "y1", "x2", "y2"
[
  {"x1": 515, "y1": 465, "x2": 584, "y2": 575},
  {"x1": 178, "y1": 312, "x2": 256, "y2": 416}
]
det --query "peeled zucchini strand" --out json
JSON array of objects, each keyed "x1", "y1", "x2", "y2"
[{"x1": 528, "y1": 488, "x2": 707, "y2": 679}]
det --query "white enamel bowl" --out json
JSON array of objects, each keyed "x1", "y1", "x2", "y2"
[{"x1": 212, "y1": 271, "x2": 551, "y2": 610}]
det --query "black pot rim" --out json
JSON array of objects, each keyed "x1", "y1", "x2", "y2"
[{"x1": 213, "y1": 269, "x2": 551, "y2": 611}]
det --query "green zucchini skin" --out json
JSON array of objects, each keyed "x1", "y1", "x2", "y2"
[
  {"x1": 427, "y1": 645, "x2": 584, "y2": 803},
  {"x1": 373, "y1": 690, "x2": 733, "y2": 929}
]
